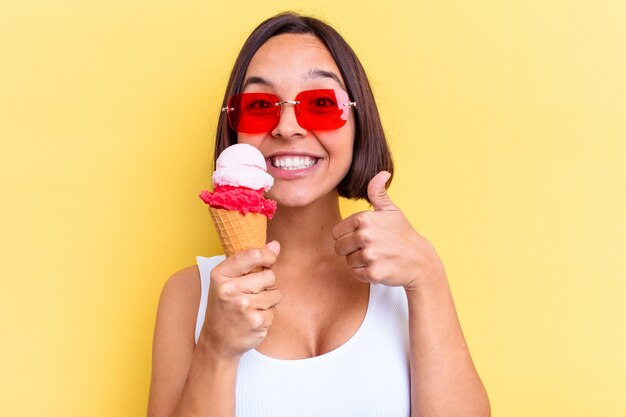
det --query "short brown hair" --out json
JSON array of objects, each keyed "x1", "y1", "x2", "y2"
[{"x1": 214, "y1": 12, "x2": 393, "y2": 202}]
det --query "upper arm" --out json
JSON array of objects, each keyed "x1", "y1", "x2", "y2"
[{"x1": 147, "y1": 266, "x2": 201, "y2": 417}]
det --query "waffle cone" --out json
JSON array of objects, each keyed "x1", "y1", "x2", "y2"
[{"x1": 208, "y1": 207, "x2": 267, "y2": 257}]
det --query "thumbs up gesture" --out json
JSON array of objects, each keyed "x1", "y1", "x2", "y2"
[{"x1": 332, "y1": 171, "x2": 446, "y2": 291}]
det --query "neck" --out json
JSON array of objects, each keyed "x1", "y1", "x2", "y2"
[
  {"x1": 267, "y1": 191, "x2": 343, "y2": 263},
  {"x1": 265, "y1": 191, "x2": 364, "y2": 302}
]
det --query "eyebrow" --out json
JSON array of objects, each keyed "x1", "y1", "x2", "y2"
[
  {"x1": 305, "y1": 68, "x2": 346, "y2": 90},
  {"x1": 241, "y1": 69, "x2": 346, "y2": 92},
  {"x1": 242, "y1": 76, "x2": 274, "y2": 91}
]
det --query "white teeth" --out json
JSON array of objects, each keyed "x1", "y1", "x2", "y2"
[{"x1": 271, "y1": 156, "x2": 317, "y2": 170}]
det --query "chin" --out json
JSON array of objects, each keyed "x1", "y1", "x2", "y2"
[
  {"x1": 270, "y1": 191, "x2": 315, "y2": 208},
  {"x1": 268, "y1": 185, "x2": 339, "y2": 209}
]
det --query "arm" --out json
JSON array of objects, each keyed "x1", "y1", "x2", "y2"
[
  {"x1": 147, "y1": 243, "x2": 282, "y2": 417},
  {"x1": 170, "y1": 338, "x2": 239, "y2": 417},
  {"x1": 146, "y1": 268, "x2": 239, "y2": 417},
  {"x1": 404, "y1": 248, "x2": 490, "y2": 417},
  {"x1": 333, "y1": 171, "x2": 490, "y2": 417}
]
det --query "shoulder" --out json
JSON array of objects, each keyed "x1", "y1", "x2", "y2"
[
  {"x1": 161, "y1": 265, "x2": 201, "y2": 304},
  {"x1": 155, "y1": 265, "x2": 202, "y2": 340},
  {"x1": 148, "y1": 266, "x2": 202, "y2": 417},
  {"x1": 160, "y1": 256, "x2": 225, "y2": 316}
]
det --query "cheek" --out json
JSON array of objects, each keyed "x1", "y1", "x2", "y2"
[
  {"x1": 334, "y1": 142, "x2": 354, "y2": 174},
  {"x1": 236, "y1": 135, "x2": 263, "y2": 148},
  {"x1": 321, "y1": 129, "x2": 355, "y2": 173}
]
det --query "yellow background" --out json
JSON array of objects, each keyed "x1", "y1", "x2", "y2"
[{"x1": 1, "y1": 1, "x2": 624, "y2": 416}]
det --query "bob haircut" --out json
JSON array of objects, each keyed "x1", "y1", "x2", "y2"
[{"x1": 214, "y1": 12, "x2": 393, "y2": 202}]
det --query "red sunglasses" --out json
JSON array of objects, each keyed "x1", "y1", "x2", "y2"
[{"x1": 221, "y1": 89, "x2": 356, "y2": 134}]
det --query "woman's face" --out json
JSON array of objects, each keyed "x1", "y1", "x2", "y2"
[{"x1": 237, "y1": 33, "x2": 356, "y2": 208}]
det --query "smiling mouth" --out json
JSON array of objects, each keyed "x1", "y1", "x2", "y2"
[{"x1": 270, "y1": 155, "x2": 319, "y2": 170}]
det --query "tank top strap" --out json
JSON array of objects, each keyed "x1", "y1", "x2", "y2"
[{"x1": 195, "y1": 255, "x2": 225, "y2": 345}]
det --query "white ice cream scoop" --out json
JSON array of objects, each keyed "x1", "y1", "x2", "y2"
[{"x1": 212, "y1": 143, "x2": 274, "y2": 191}]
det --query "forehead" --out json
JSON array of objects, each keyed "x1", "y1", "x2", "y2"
[{"x1": 245, "y1": 34, "x2": 345, "y2": 90}]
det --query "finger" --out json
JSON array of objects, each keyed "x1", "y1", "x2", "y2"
[
  {"x1": 334, "y1": 231, "x2": 361, "y2": 256},
  {"x1": 219, "y1": 247, "x2": 278, "y2": 277},
  {"x1": 346, "y1": 250, "x2": 368, "y2": 268},
  {"x1": 350, "y1": 266, "x2": 370, "y2": 283},
  {"x1": 256, "y1": 309, "x2": 276, "y2": 331},
  {"x1": 237, "y1": 269, "x2": 278, "y2": 293},
  {"x1": 252, "y1": 288, "x2": 282, "y2": 311},
  {"x1": 332, "y1": 213, "x2": 361, "y2": 240},
  {"x1": 367, "y1": 171, "x2": 398, "y2": 212},
  {"x1": 265, "y1": 240, "x2": 281, "y2": 257}
]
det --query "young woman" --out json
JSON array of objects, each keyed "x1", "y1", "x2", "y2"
[{"x1": 147, "y1": 12, "x2": 490, "y2": 417}]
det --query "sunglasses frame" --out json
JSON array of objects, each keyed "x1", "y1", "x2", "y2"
[{"x1": 221, "y1": 89, "x2": 357, "y2": 134}]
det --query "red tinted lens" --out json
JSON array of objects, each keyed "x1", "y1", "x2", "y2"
[
  {"x1": 295, "y1": 89, "x2": 351, "y2": 130},
  {"x1": 227, "y1": 93, "x2": 280, "y2": 134}
]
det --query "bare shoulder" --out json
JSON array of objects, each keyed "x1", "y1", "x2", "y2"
[
  {"x1": 161, "y1": 265, "x2": 201, "y2": 305},
  {"x1": 147, "y1": 265, "x2": 202, "y2": 417},
  {"x1": 157, "y1": 265, "x2": 202, "y2": 335}
]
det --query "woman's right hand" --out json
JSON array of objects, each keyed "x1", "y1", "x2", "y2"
[{"x1": 199, "y1": 241, "x2": 282, "y2": 359}]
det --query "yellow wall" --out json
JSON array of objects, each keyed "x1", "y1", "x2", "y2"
[{"x1": 1, "y1": 1, "x2": 624, "y2": 416}]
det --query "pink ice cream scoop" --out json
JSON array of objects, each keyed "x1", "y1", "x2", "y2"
[{"x1": 199, "y1": 144, "x2": 276, "y2": 218}]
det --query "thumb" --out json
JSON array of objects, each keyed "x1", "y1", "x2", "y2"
[
  {"x1": 265, "y1": 240, "x2": 281, "y2": 257},
  {"x1": 367, "y1": 171, "x2": 397, "y2": 211}
]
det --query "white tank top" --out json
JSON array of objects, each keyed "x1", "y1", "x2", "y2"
[{"x1": 195, "y1": 255, "x2": 411, "y2": 416}]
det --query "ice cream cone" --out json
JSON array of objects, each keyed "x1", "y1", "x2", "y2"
[
  {"x1": 200, "y1": 144, "x2": 275, "y2": 271},
  {"x1": 208, "y1": 207, "x2": 267, "y2": 257}
]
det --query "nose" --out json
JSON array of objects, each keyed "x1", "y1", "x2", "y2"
[{"x1": 271, "y1": 101, "x2": 307, "y2": 139}]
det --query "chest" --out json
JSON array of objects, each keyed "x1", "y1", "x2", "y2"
[
  {"x1": 255, "y1": 282, "x2": 370, "y2": 360},
  {"x1": 236, "y1": 318, "x2": 411, "y2": 417},
  {"x1": 233, "y1": 284, "x2": 412, "y2": 417},
  {"x1": 236, "y1": 354, "x2": 410, "y2": 417}
]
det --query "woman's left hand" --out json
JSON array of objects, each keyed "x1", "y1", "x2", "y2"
[{"x1": 332, "y1": 171, "x2": 446, "y2": 292}]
